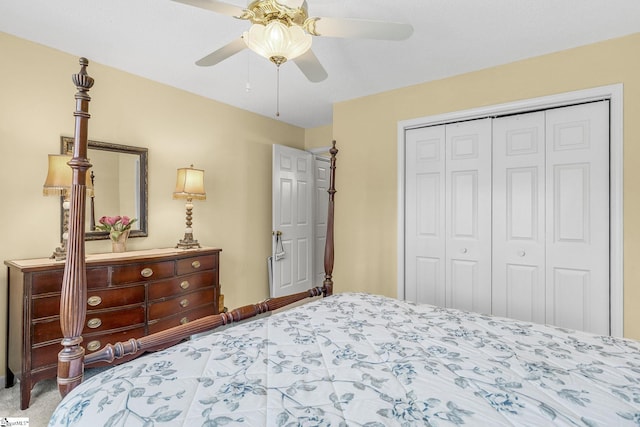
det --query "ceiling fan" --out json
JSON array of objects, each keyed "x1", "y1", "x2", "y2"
[{"x1": 173, "y1": 0, "x2": 414, "y2": 82}]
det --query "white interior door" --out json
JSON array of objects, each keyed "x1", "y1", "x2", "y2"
[
  {"x1": 492, "y1": 111, "x2": 546, "y2": 323},
  {"x1": 404, "y1": 126, "x2": 446, "y2": 305},
  {"x1": 445, "y1": 118, "x2": 492, "y2": 313},
  {"x1": 545, "y1": 101, "x2": 610, "y2": 334},
  {"x1": 272, "y1": 145, "x2": 314, "y2": 297}
]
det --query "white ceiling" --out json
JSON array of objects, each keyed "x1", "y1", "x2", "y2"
[{"x1": 1, "y1": 0, "x2": 639, "y2": 128}]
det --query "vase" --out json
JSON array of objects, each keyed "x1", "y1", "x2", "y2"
[{"x1": 111, "y1": 230, "x2": 129, "y2": 253}]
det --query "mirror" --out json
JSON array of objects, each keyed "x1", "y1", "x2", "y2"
[{"x1": 61, "y1": 137, "x2": 148, "y2": 241}]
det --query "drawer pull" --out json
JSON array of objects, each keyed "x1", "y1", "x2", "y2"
[
  {"x1": 180, "y1": 317, "x2": 189, "y2": 325},
  {"x1": 87, "y1": 318, "x2": 102, "y2": 329},
  {"x1": 180, "y1": 299, "x2": 189, "y2": 308},
  {"x1": 191, "y1": 260, "x2": 201, "y2": 269},
  {"x1": 180, "y1": 280, "x2": 190, "y2": 290},
  {"x1": 87, "y1": 340, "x2": 101, "y2": 352},
  {"x1": 87, "y1": 295, "x2": 102, "y2": 307},
  {"x1": 141, "y1": 267, "x2": 154, "y2": 278}
]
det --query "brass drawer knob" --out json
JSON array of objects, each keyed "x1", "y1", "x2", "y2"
[
  {"x1": 87, "y1": 295, "x2": 102, "y2": 307},
  {"x1": 191, "y1": 260, "x2": 201, "y2": 269},
  {"x1": 180, "y1": 280, "x2": 190, "y2": 290},
  {"x1": 87, "y1": 340, "x2": 101, "y2": 352},
  {"x1": 141, "y1": 267, "x2": 154, "y2": 278},
  {"x1": 180, "y1": 317, "x2": 189, "y2": 325},
  {"x1": 87, "y1": 318, "x2": 102, "y2": 329},
  {"x1": 179, "y1": 298, "x2": 189, "y2": 308}
]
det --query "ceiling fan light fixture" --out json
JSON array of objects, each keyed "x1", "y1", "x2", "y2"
[{"x1": 243, "y1": 20, "x2": 312, "y2": 65}]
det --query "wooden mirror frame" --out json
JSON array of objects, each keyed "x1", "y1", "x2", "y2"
[{"x1": 60, "y1": 136, "x2": 148, "y2": 240}]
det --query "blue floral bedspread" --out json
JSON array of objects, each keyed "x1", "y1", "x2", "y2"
[{"x1": 49, "y1": 293, "x2": 640, "y2": 426}]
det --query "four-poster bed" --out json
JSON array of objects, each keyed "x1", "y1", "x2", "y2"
[{"x1": 48, "y1": 59, "x2": 640, "y2": 425}]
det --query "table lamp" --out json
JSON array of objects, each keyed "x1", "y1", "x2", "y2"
[{"x1": 173, "y1": 165, "x2": 206, "y2": 249}]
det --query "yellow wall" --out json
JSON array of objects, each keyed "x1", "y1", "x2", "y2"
[
  {"x1": 0, "y1": 32, "x2": 307, "y2": 379},
  {"x1": 304, "y1": 124, "x2": 333, "y2": 150},
  {"x1": 332, "y1": 32, "x2": 640, "y2": 339}
]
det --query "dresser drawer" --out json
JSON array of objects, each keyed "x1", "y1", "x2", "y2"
[
  {"x1": 148, "y1": 304, "x2": 216, "y2": 334},
  {"x1": 31, "y1": 268, "x2": 108, "y2": 295},
  {"x1": 84, "y1": 326, "x2": 147, "y2": 355},
  {"x1": 85, "y1": 285, "x2": 146, "y2": 311},
  {"x1": 111, "y1": 260, "x2": 174, "y2": 285},
  {"x1": 148, "y1": 288, "x2": 215, "y2": 320},
  {"x1": 31, "y1": 326, "x2": 145, "y2": 369},
  {"x1": 32, "y1": 285, "x2": 145, "y2": 319},
  {"x1": 148, "y1": 271, "x2": 215, "y2": 300},
  {"x1": 176, "y1": 254, "x2": 217, "y2": 276},
  {"x1": 32, "y1": 306, "x2": 145, "y2": 344}
]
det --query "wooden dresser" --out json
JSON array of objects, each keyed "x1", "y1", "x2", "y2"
[{"x1": 4, "y1": 247, "x2": 221, "y2": 409}]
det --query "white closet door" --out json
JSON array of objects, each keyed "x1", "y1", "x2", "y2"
[
  {"x1": 445, "y1": 118, "x2": 492, "y2": 313},
  {"x1": 404, "y1": 126, "x2": 446, "y2": 305},
  {"x1": 492, "y1": 111, "x2": 546, "y2": 323},
  {"x1": 545, "y1": 101, "x2": 610, "y2": 335}
]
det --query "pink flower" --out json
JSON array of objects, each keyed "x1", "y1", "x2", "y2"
[
  {"x1": 96, "y1": 215, "x2": 137, "y2": 241},
  {"x1": 100, "y1": 216, "x2": 118, "y2": 226}
]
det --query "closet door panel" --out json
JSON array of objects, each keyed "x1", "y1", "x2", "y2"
[
  {"x1": 445, "y1": 118, "x2": 492, "y2": 313},
  {"x1": 492, "y1": 111, "x2": 546, "y2": 323},
  {"x1": 405, "y1": 126, "x2": 446, "y2": 305},
  {"x1": 545, "y1": 101, "x2": 610, "y2": 335}
]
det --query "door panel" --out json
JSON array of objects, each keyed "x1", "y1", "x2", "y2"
[
  {"x1": 552, "y1": 268, "x2": 590, "y2": 331},
  {"x1": 492, "y1": 111, "x2": 546, "y2": 323},
  {"x1": 445, "y1": 118, "x2": 492, "y2": 313},
  {"x1": 450, "y1": 259, "x2": 478, "y2": 310},
  {"x1": 554, "y1": 164, "x2": 589, "y2": 242},
  {"x1": 404, "y1": 126, "x2": 446, "y2": 305},
  {"x1": 545, "y1": 101, "x2": 609, "y2": 334},
  {"x1": 505, "y1": 264, "x2": 539, "y2": 320}
]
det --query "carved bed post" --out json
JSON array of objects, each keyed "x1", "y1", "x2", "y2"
[
  {"x1": 57, "y1": 58, "x2": 94, "y2": 397},
  {"x1": 323, "y1": 140, "x2": 338, "y2": 297}
]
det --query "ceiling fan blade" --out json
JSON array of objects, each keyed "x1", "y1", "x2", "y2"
[
  {"x1": 307, "y1": 17, "x2": 413, "y2": 40},
  {"x1": 196, "y1": 37, "x2": 247, "y2": 66},
  {"x1": 172, "y1": 0, "x2": 246, "y2": 18},
  {"x1": 292, "y1": 49, "x2": 328, "y2": 83}
]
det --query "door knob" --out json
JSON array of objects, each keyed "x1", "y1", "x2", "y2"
[
  {"x1": 518, "y1": 250, "x2": 526, "y2": 257},
  {"x1": 461, "y1": 248, "x2": 468, "y2": 254}
]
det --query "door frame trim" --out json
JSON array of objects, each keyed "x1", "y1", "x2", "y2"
[{"x1": 397, "y1": 84, "x2": 624, "y2": 336}]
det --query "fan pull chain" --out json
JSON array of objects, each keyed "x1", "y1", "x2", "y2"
[
  {"x1": 276, "y1": 65, "x2": 280, "y2": 118},
  {"x1": 245, "y1": 52, "x2": 251, "y2": 93}
]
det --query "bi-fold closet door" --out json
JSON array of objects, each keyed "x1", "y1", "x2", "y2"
[
  {"x1": 404, "y1": 118, "x2": 492, "y2": 314},
  {"x1": 405, "y1": 101, "x2": 610, "y2": 334}
]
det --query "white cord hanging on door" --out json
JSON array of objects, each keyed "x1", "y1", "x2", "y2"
[{"x1": 273, "y1": 230, "x2": 285, "y2": 261}]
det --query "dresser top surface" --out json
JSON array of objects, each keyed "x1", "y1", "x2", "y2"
[{"x1": 5, "y1": 247, "x2": 221, "y2": 271}]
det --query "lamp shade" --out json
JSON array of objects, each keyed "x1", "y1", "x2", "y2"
[
  {"x1": 43, "y1": 154, "x2": 94, "y2": 196},
  {"x1": 43, "y1": 154, "x2": 72, "y2": 196},
  {"x1": 173, "y1": 166, "x2": 206, "y2": 200},
  {"x1": 243, "y1": 20, "x2": 312, "y2": 65}
]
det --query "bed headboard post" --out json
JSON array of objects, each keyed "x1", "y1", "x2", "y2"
[
  {"x1": 57, "y1": 57, "x2": 94, "y2": 398},
  {"x1": 323, "y1": 140, "x2": 338, "y2": 297}
]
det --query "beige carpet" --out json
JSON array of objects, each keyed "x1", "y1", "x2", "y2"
[
  {"x1": 0, "y1": 367, "x2": 109, "y2": 427},
  {"x1": 1, "y1": 377, "x2": 63, "y2": 427}
]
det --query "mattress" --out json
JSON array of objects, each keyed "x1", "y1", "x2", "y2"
[{"x1": 49, "y1": 292, "x2": 640, "y2": 426}]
